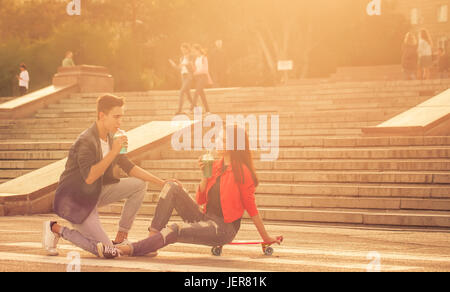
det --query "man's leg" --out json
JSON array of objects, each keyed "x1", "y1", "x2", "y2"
[
  {"x1": 45, "y1": 208, "x2": 112, "y2": 257},
  {"x1": 71, "y1": 207, "x2": 113, "y2": 247},
  {"x1": 58, "y1": 227, "x2": 101, "y2": 256},
  {"x1": 51, "y1": 221, "x2": 120, "y2": 258},
  {"x1": 97, "y1": 177, "x2": 147, "y2": 242}
]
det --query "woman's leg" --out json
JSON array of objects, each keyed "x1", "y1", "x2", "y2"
[
  {"x1": 193, "y1": 75, "x2": 210, "y2": 112},
  {"x1": 178, "y1": 75, "x2": 194, "y2": 113},
  {"x1": 192, "y1": 76, "x2": 199, "y2": 109},
  {"x1": 184, "y1": 75, "x2": 194, "y2": 110},
  {"x1": 148, "y1": 183, "x2": 238, "y2": 249},
  {"x1": 174, "y1": 216, "x2": 238, "y2": 247},
  {"x1": 127, "y1": 226, "x2": 178, "y2": 256},
  {"x1": 149, "y1": 183, "x2": 205, "y2": 233},
  {"x1": 197, "y1": 75, "x2": 210, "y2": 112}
]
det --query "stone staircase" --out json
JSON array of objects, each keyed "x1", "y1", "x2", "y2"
[
  {"x1": 1, "y1": 80, "x2": 450, "y2": 227},
  {"x1": 330, "y1": 65, "x2": 404, "y2": 81}
]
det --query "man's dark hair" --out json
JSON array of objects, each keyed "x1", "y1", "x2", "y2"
[{"x1": 96, "y1": 94, "x2": 124, "y2": 120}]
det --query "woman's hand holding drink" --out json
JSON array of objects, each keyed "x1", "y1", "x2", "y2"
[{"x1": 200, "y1": 151, "x2": 214, "y2": 178}]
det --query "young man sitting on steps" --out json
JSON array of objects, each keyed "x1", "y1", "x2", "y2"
[{"x1": 42, "y1": 94, "x2": 181, "y2": 258}]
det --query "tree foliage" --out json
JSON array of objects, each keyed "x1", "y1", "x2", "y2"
[{"x1": 0, "y1": 0, "x2": 409, "y2": 97}]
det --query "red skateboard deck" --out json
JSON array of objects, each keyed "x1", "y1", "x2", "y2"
[{"x1": 211, "y1": 236, "x2": 283, "y2": 256}]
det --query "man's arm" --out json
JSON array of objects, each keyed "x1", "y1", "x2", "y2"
[
  {"x1": 85, "y1": 150, "x2": 118, "y2": 185},
  {"x1": 83, "y1": 135, "x2": 126, "y2": 185},
  {"x1": 129, "y1": 165, "x2": 184, "y2": 189},
  {"x1": 129, "y1": 165, "x2": 165, "y2": 187}
]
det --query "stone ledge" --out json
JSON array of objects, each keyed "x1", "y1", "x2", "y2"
[
  {"x1": 53, "y1": 65, "x2": 114, "y2": 93},
  {"x1": 0, "y1": 85, "x2": 79, "y2": 119},
  {"x1": 362, "y1": 89, "x2": 450, "y2": 136}
]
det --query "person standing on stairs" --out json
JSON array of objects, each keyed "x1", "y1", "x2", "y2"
[
  {"x1": 401, "y1": 32, "x2": 418, "y2": 80},
  {"x1": 17, "y1": 63, "x2": 29, "y2": 96},
  {"x1": 42, "y1": 94, "x2": 182, "y2": 258},
  {"x1": 192, "y1": 44, "x2": 212, "y2": 115},
  {"x1": 169, "y1": 43, "x2": 195, "y2": 115},
  {"x1": 417, "y1": 29, "x2": 433, "y2": 80}
]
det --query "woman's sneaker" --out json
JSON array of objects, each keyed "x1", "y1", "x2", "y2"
[
  {"x1": 97, "y1": 242, "x2": 121, "y2": 259},
  {"x1": 42, "y1": 221, "x2": 60, "y2": 256}
]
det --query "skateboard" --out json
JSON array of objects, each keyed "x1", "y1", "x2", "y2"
[{"x1": 211, "y1": 236, "x2": 283, "y2": 256}]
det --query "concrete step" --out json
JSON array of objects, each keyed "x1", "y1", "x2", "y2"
[
  {"x1": 1, "y1": 109, "x2": 404, "y2": 128},
  {"x1": 0, "y1": 169, "x2": 33, "y2": 179},
  {"x1": 37, "y1": 102, "x2": 418, "y2": 115},
  {"x1": 141, "y1": 158, "x2": 450, "y2": 171},
  {"x1": 258, "y1": 207, "x2": 450, "y2": 228},
  {"x1": 160, "y1": 147, "x2": 450, "y2": 160},
  {"x1": 138, "y1": 191, "x2": 450, "y2": 211},
  {"x1": 34, "y1": 107, "x2": 279, "y2": 118},
  {"x1": 98, "y1": 203, "x2": 450, "y2": 228},
  {"x1": 1, "y1": 121, "x2": 376, "y2": 134},
  {"x1": 53, "y1": 96, "x2": 428, "y2": 110},
  {"x1": 145, "y1": 181, "x2": 450, "y2": 199},
  {"x1": 146, "y1": 168, "x2": 450, "y2": 184},
  {"x1": 0, "y1": 160, "x2": 59, "y2": 169},
  {"x1": 0, "y1": 135, "x2": 356, "y2": 149},
  {"x1": 0, "y1": 142, "x2": 72, "y2": 150},
  {"x1": 67, "y1": 84, "x2": 446, "y2": 101},
  {"x1": 0, "y1": 150, "x2": 68, "y2": 160},
  {"x1": 0, "y1": 129, "x2": 364, "y2": 140}
]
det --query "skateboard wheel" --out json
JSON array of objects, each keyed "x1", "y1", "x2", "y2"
[
  {"x1": 211, "y1": 246, "x2": 222, "y2": 256},
  {"x1": 264, "y1": 246, "x2": 274, "y2": 256}
]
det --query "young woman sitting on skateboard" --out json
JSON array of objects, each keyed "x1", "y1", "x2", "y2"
[
  {"x1": 46, "y1": 125, "x2": 281, "y2": 259},
  {"x1": 146, "y1": 125, "x2": 282, "y2": 251}
]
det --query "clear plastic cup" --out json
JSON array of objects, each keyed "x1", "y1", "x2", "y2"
[
  {"x1": 201, "y1": 152, "x2": 214, "y2": 178},
  {"x1": 113, "y1": 129, "x2": 128, "y2": 154}
]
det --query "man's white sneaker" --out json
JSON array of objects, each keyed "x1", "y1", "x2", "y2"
[{"x1": 42, "y1": 221, "x2": 60, "y2": 256}]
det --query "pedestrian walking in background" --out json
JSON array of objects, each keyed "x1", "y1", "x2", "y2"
[
  {"x1": 209, "y1": 40, "x2": 226, "y2": 87},
  {"x1": 401, "y1": 32, "x2": 418, "y2": 80},
  {"x1": 417, "y1": 29, "x2": 433, "y2": 80},
  {"x1": 169, "y1": 43, "x2": 195, "y2": 115},
  {"x1": 192, "y1": 44, "x2": 212, "y2": 114}
]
